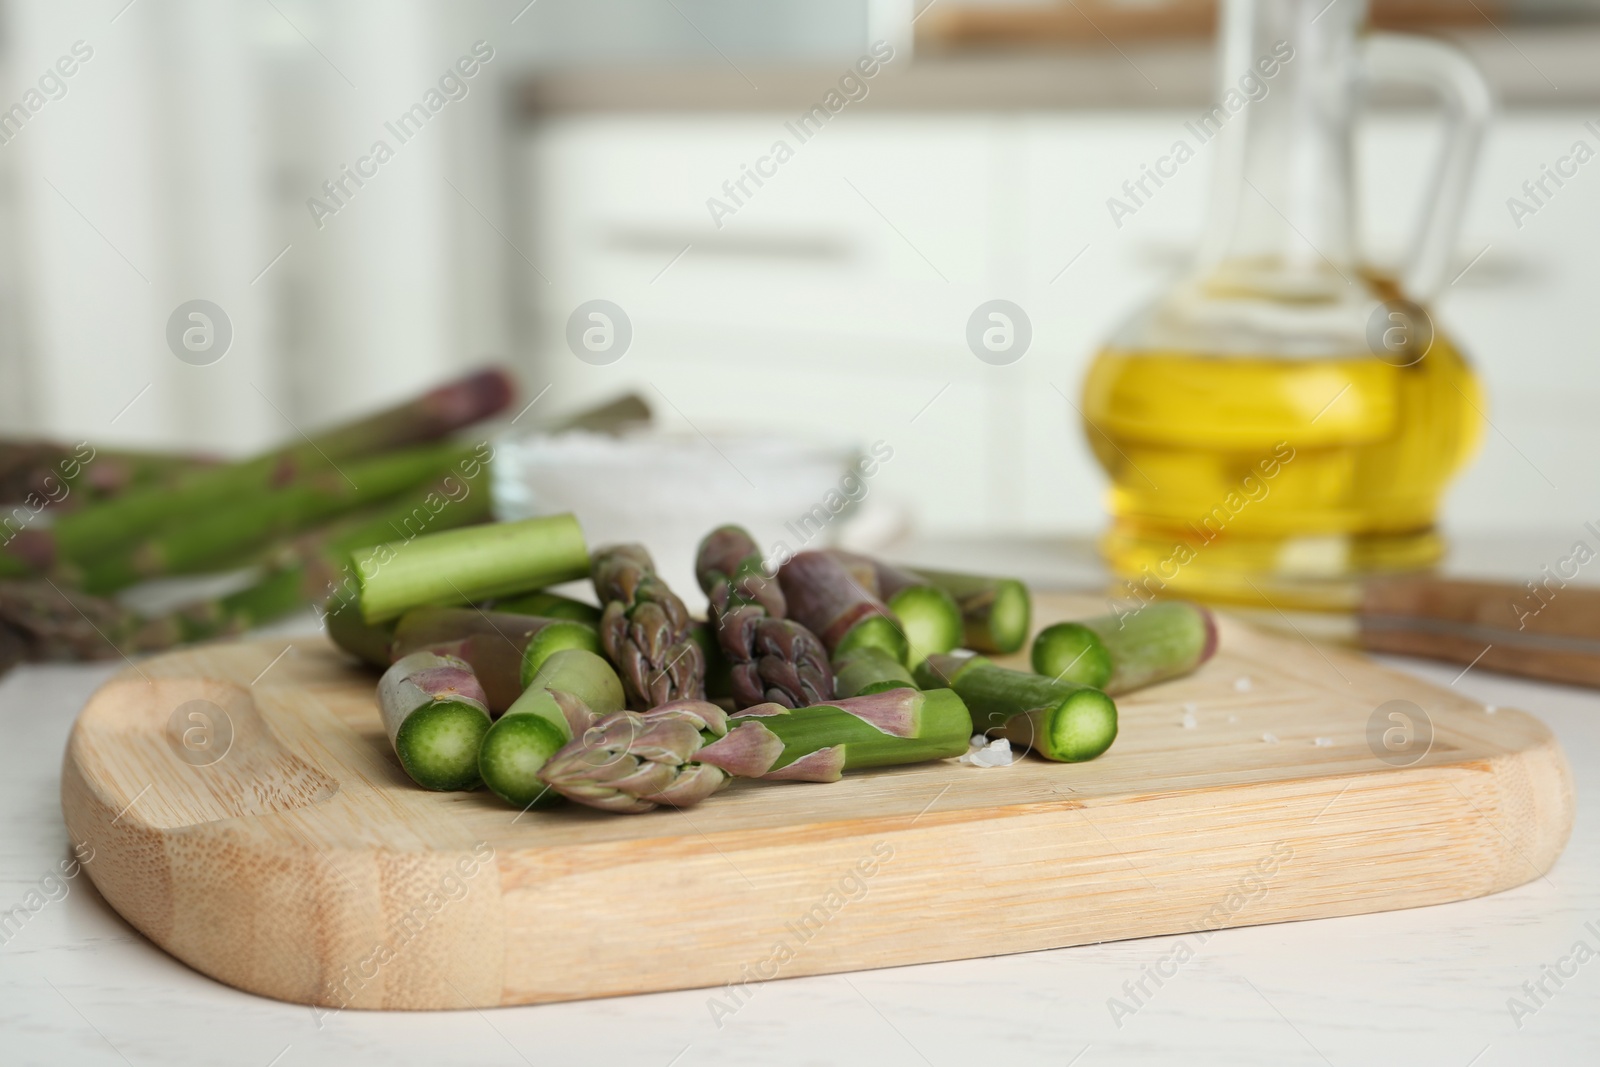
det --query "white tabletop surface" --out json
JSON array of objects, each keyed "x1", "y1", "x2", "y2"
[{"x1": 3, "y1": 605, "x2": 1597, "y2": 1067}]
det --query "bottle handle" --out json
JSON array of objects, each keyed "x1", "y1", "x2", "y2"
[{"x1": 1358, "y1": 33, "x2": 1493, "y2": 300}]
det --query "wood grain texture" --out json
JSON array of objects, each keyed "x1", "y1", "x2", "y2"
[{"x1": 60, "y1": 595, "x2": 1572, "y2": 1010}]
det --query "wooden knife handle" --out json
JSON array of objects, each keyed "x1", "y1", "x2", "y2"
[{"x1": 1359, "y1": 576, "x2": 1600, "y2": 689}]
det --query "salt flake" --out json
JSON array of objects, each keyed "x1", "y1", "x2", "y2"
[
  {"x1": 1312, "y1": 737, "x2": 1333, "y2": 747},
  {"x1": 960, "y1": 737, "x2": 1013, "y2": 768},
  {"x1": 1234, "y1": 676, "x2": 1254, "y2": 692},
  {"x1": 1261, "y1": 732, "x2": 1280, "y2": 744},
  {"x1": 1181, "y1": 711, "x2": 1197, "y2": 729}
]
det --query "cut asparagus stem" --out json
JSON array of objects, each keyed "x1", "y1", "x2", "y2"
[
  {"x1": 832, "y1": 645, "x2": 917, "y2": 697},
  {"x1": 916, "y1": 653, "x2": 1117, "y2": 762},
  {"x1": 593, "y1": 544, "x2": 706, "y2": 709},
  {"x1": 1034, "y1": 601, "x2": 1217, "y2": 694},
  {"x1": 779, "y1": 551, "x2": 909, "y2": 664},
  {"x1": 477, "y1": 648, "x2": 625, "y2": 808},
  {"x1": 325, "y1": 599, "x2": 397, "y2": 669},
  {"x1": 77, "y1": 442, "x2": 472, "y2": 594},
  {"x1": 1029, "y1": 623, "x2": 1112, "y2": 689},
  {"x1": 378, "y1": 650, "x2": 493, "y2": 791},
  {"x1": 825, "y1": 551, "x2": 963, "y2": 663},
  {"x1": 390, "y1": 607, "x2": 600, "y2": 712},
  {"x1": 352, "y1": 513, "x2": 590, "y2": 623},
  {"x1": 538, "y1": 688, "x2": 973, "y2": 813},
  {"x1": 493, "y1": 590, "x2": 601, "y2": 625},
  {"x1": 696, "y1": 526, "x2": 830, "y2": 709},
  {"x1": 907, "y1": 568, "x2": 1032, "y2": 654},
  {"x1": 48, "y1": 367, "x2": 512, "y2": 565}
]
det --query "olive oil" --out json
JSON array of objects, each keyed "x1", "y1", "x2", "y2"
[{"x1": 1082, "y1": 338, "x2": 1483, "y2": 608}]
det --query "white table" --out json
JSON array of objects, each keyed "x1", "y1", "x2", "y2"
[{"x1": 3, "y1": 610, "x2": 1596, "y2": 1066}]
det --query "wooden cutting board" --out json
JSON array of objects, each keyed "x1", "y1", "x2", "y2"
[{"x1": 60, "y1": 594, "x2": 1572, "y2": 1011}]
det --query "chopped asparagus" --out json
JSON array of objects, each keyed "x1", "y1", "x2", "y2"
[
  {"x1": 493, "y1": 589, "x2": 602, "y2": 625},
  {"x1": 779, "y1": 551, "x2": 909, "y2": 664},
  {"x1": 917, "y1": 653, "x2": 1117, "y2": 763},
  {"x1": 352, "y1": 513, "x2": 590, "y2": 623},
  {"x1": 477, "y1": 649, "x2": 624, "y2": 808},
  {"x1": 909, "y1": 568, "x2": 1032, "y2": 654},
  {"x1": 538, "y1": 688, "x2": 974, "y2": 813},
  {"x1": 832, "y1": 646, "x2": 917, "y2": 698},
  {"x1": 1032, "y1": 601, "x2": 1216, "y2": 694},
  {"x1": 377, "y1": 650, "x2": 493, "y2": 791},
  {"x1": 390, "y1": 607, "x2": 599, "y2": 712},
  {"x1": 593, "y1": 544, "x2": 705, "y2": 709}
]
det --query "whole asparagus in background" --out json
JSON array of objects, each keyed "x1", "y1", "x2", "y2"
[
  {"x1": 22, "y1": 367, "x2": 513, "y2": 571},
  {"x1": 908, "y1": 568, "x2": 1032, "y2": 654},
  {"x1": 593, "y1": 543, "x2": 705, "y2": 709},
  {"x1": 695, "y1": 526, "x2": 831, "y2": 709},
  {"x1": 0, "y1": 439, "x2": 214, "y2": 510},
  {"x1": 1032, "y1": 601, "x2": 1217, "y2": 694},
  {"x1": 539, "y1": 688, "x2": 974, "y2": 813},
  {"x1": 477, "y1": 648, "x2": 625, "y2": 807},
  {"x1": 916, "y1": 653, "x2": 1117, "y2": 762},
  {"x1": 778, "y1": 551, "x2": 908, "y2": 665},
  {"x1": 0, "y1": 464, "x2": 494, "y2": 671},
  {"x1": 77, "y1": 442, "x2": 475, "y2": 594},
  {"x1": 390, "y1": 607, "x2": 599, "y2": 712},
  {"x1": 825, "y1": 550, "x2": 963, "y2": 663},
  {"x1": 351, "y1": 513, "x2": 590, "y2": 623},
  {"x1": 832, "y1": 645, "x2": 916, "y2": 698},
  {"x1": 378, "y1": 650, "x2": 493, "y2": 791}
]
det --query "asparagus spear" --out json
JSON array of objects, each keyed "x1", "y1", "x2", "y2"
[
  {"x1": 351, "y1": 514, "x2": 590, "y2": 623},
  {"x1": 378, "y1": 650, "x2": 494, "y2": 791},
  {"x1": 908, "y1": 568, "x2": 1032, "y2": 654},
  {"x1": 493, "y1": 589, "x2": 601, "y2": 625},
  {"x1": 916, "y1": 653, "x2": 1116, "y2": 762},
  {"x1": 695, "y1": 526, "x2": 831, "y2": 709},
  {"x1": 826, "y1": 550, "x2": 963, "y2": 663},
  {"x1": 538, "y1": 688, "x2": 974, "y2": 813},
  {"x1": 832, "y1": 646, "x2": 916, "y2": 698},
  {"x1": 77, "y1": 442, "x2": 473, "y2": 594},
  {"x1": 390, "y1": 607, "x2": 599, "y2": 712},
  {"x1": 593, "y1": 544, "x2": 706, "y2": 709},
  {"x1": 0, "y1": 439, "x2": 213, "y2": 510},
  {"x1": 779, "y1": 551, "x2": 909, "y2": 665},
  {"x1": 1032, "y1": 601, "x2": 1217, "y2": 694},
  {"x1": 477, "y1": 648, "x2": 625, "y2": 807},
  {"x1": 46, "y1": 367, "x2": 513, "y2": 565}
]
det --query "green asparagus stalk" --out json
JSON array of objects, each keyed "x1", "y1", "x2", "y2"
[
  {"x1": 46, "y1": 367, "x2": 513, "y2": 565},
  {"x1": 696, "y1": 526, "x2": 831, "y2": 709},
  {"x1": 0, "y1": 439, "x2": 214, "y2": 510},
  {"x1": 593, "y1": 544, "x2": 705, "y2": 709},
  {"x1": 691, "y1": 621, "x2": 734, "y2": 701},
  {"x1": 325, "y1": 599, "x2": 397, "y2": 669},
  {"x1": 77, "y1": 442, "x2": 473, "y2": 594},
  {"x1": 1031, "y1": 602, "x2": 1217, "y2": 695},
  {"x1": 916, "y1": 653, "x2": 1116, "y2": 762},
  {"x1": 826, "y1": 550, "x2": 962, "y2": 663},
  {"x1": 779, "y1": 550, "x2": 908, "y2": 664},
  {"x1": 390, "y1": 607, "x2": 599, "y2": 712},
  {"x1": 378, "y1": 650, "x2": 493, "y2": 791},
  {"x1": 0, "y1": 465, "x2": 495, "y2": 671},
  {"x1": 477, "y1": 648, "x2": 625, "y2": 808},
  {"x1": 351, "y1": 514, "x2": 590, "y2": 624},
  {"x1": 908, "y1": 567, "x2": 1032, "y2": 654},
  {"x1": 538, "y1": 688, "x2": 974, "y2": 813},
  {"x1": 832, "y1": 645, "x2": 917, "y2": 698},
  {"x1": 493, "y1": 589, "x2": 602, "y2": 625}
]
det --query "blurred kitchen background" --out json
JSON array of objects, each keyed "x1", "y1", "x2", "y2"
[{"x1": 1, "y1": 0, "x2": 1597, "y2": 553}]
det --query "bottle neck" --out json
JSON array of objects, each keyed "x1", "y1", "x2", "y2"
[{"x1": 1197, "y1": 0, "x2": 1366, "y2": 298}]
